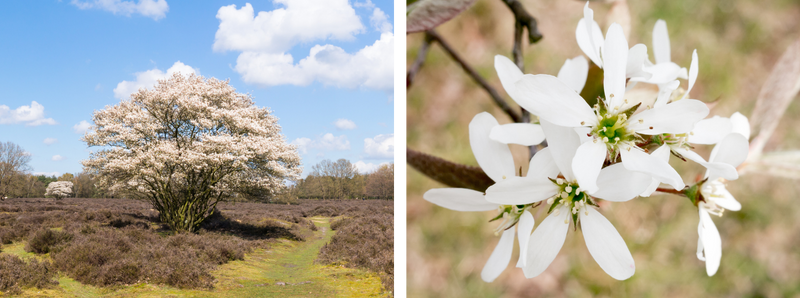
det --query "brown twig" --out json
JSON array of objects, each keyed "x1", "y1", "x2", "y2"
[
  {"x1": 407, "y1": 148, "x2": 495, "y2": 192},
  {"x1": 427, "y1": 30, "x2": 522, "y2": 123},
  {"x1": 502, "y1": 0, "x2": 543, "y2": 45},
  {"x1": 654, "y1": 187, "x2": 686, "y2": 196},
  {"x1": 407, "y1": 33, "x2": 434, "y2": 89}
]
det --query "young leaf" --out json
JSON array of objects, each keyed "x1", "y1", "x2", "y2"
[{"x1": 407, "y1": 148, "x2": 494, "y2": 192}]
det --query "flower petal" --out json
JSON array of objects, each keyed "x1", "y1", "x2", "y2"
[
  {"x1": 557, "y1": 56, "x2": 589, "y2": 93},
  {"x1": 603, "y1": 23, "x2": 630, "y2": 109},
  {"x1": 581, "y1": 207, "x2": 635, "y2": 280},
  {"x1": 730, "y1": 112, "x2": 751, "y2": 139},
  {"x1": 626, "y1": 44, "x2": 651, "y2": 81},
  {"x1": 522, "y1": 205, "x2": 570, "y2": 278},
  {"x1": 682, "y1": 49, "x2": 699, "y2": 100},
  {"x1": 495, "y1": 55, "x2": 524, "y2": 101},
  {"x1": 490, "y1": 123, "x2": 546, "y2": 146},
  {"x1": 628, "y1": 99, "x2": 710, "y2": 134},
  {"x1": 652, "y1": 80, "x2": 680, "y2": 108},
  {"x1": 674, "y1": 147, "x2": 739, "y2": 181},
  {"x1": 540, "y1": 120, "x2": 582, "y2": 181},
  {"x1": 481, "y1": 227, "x2": 516, "y2": 282},
  {"x1": 484, "y1": 176, "x2": 560, "y2": 205},
  {"x1": 528, "y1": 147, "x2": 560, "y2": 180},
  {"x1": 698, "y1": 208, "x2": 721, "y2": 276},
  {"x1": 702, "y1": 181, "x2": 741, "y2": 211},
  {"x1": 640, "y1": 145, "x2": 670, "y2": 197},
  {"x1": 514, "y1": 75, "x2": 597, "y2": 127},
  {"x1": 620, "y1": 146, "x2": 685, "y2": 190},
  {"x1": 470, "y1": 112, "x2": 516, "y2": 182},
  {"x1": 572, "y1": 140, "x2": 608, "y2": 194},
  {"x1": 592, "y1": 163, "x2": 652, "y2": 201},
  {"x1": 634, "y1": 62, "x2": 685, "y2": 85},
  {"x1": 709, "y1": 133, "x2": 749, "y2": 168},
  {"x1": 652, "y1": 19, "x2": 671, "y2": 65},
  {"x1": 423, "y1": 188, "x2": 497, "y2": 212},
  {"x1": 576, "y1": 3, "x2": 604, "y2": 68},
  {"x1": 688, "y1": 116, "x2": 733, "y2": 145},
  {"x1": 516, "y1": 210, "x2": 535, "y2": 268}
]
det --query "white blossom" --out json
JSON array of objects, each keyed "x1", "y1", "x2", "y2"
[{"x1": 45, "y1": 181, "x2": 73, "y2": 199}]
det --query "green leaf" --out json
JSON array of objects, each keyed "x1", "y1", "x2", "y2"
[
  {"x1": 407, "y1": 148, "x2": 494, "y2": 192},
  {"x1": 407, "y1": 0, "x2": 478, "y2": 33}
]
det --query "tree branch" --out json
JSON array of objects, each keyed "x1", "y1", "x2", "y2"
[
  {"x1": 407, "y1": 33, "x2": 434, "y2": 89},
  {"x1": 427, "y1": 30, "x2": 522, "y2": 123},
  {"x1": 501, "y1": 0, "x2": 543, "y2": 45},
  {"x1": 407, "y1": 148, "x2": 494, "y2": 192}
]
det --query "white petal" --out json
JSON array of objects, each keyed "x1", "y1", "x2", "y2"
[
  {"x1": 628, "y1": 99, "x2": 709, "y2": 134},
  {"x1": 620, "y1": 146, "x2": 685, "y2": 190},
  {"x1": 698, "y1": 208, "x2": 721, "y2": 276},
  {"x1": 516, "y1": 211, "x2": 535, "y2": 268},
  {"x1": 626, "y1": 44, "x2": 651, "y2": 81},
  {"x1": 540, "y1": 120, "x2": 582, "y2": 181},
  {"x1": 572, "y1": 140, "x2": 607, "y2": 194},
  {"x1": 702, "y1": 182, "x2": 741, "y2": 211},
  {"x1": 575, "y1": 126, "x2": 594, "y2": 144},
  {"x1": 640, "y1": 145, "x2": 670, "y2": 197},
  {"x1": 522, "y1": 205, "x2": 570, "y2": 278},
  {"x1": 688, "y1": 116, "x2": 733, "y2": 145},
  {"x1": 603, "y1": 23, "x2": 630, "y2": 109},
  {"x1": 730, "y1": 112, "x2": 751, "y2": 139},
  {"x1": 581, "y1": 207, "x2": 635, "y2": 280},
  {"x1": 514, "y1": 75, "x2": 597, "y2": 127},
  {"x1": 652, "y1": 19, "x2": 671, "y2": 65},
  {"x1": 592, "y1": 163, "x2": 652, "y2": 201},
  {"x1": 470, "y1": 112, "x2": 516, "y2": 182},
  {"x1": 484, "y1": 176, "x2": 560, "y2": 205},
  {"x1": 653, "y1": 80, "x2": 680, "y2": 108},
  {"x1": 495, "y1": 55, "x2": 524, "y2": 102},
  {"x1": 576, "y1": 3, "x2": 604, "y2": 68},
  {"x1": 682, "y1": 50, "x2": 699, "y2": 100},
  {"x1": 633, "y1": 62, "x2": 685, "y2": 85},
  {"x1": 527, "y1": 147, "x2": 560, "y2": 180},
  {"x1": 481, "y1": 228, "x2": 516, "y2": 282},
  {"x1": 423, "y1": 188, "x2": 497, "y2": 212},
  {"x1": 557, "y1": 56, "x2": 589, "y2": 93},
  {"x1": 490, "y1": 123, "x2": 546, "y2": 146},
  {"x1": 675, "y1": 147, "x2": 739, "y2": 181},
  {"x1": 709, "y1": 133, "x2": 749, "y2": 168}
]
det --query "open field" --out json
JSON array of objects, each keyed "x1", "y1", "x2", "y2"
[{"x1": 0, "y1": 198, "x2": 393, "y2": 297}]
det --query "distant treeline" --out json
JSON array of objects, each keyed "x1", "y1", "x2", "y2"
[{"x1": 290, "y1": 159, "x2": 393, "y2": 200}]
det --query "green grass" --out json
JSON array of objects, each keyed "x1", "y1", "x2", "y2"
[{"x1": 3, "y1": 217, "x2": 385, "y2": 297}]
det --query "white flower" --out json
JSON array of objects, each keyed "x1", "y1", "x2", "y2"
[
  {"x1": 695, "y1": 126, "x2": 749, "y2": 276},
  {"x1": 575, "y1": 2, "x2": 651, "y2": 81},
  {"x1": 504, "y1": 23, "x2": 708, "y2": 193},
  {"x1": 422, "y1": 112, "x2": 543, "y2": 282},
  {"x1": 485, "y1": 120, "x2": 651, "y2": 280},
  {"x1": 489, "y1": 55, "x2": 588, "y2": 146},
  {"x1": 629, "y1": 20, "x2": 690, "y2": 87}
]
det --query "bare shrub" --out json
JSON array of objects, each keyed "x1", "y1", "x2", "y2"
[
  {"x1": 0, "y1": 254, "x2": 57, "y2": 294},
  {"x1": 25, "y1": 228, "x2": 73, "y2": 254}
]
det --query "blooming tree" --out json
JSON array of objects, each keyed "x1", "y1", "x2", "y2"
[
  {"x1": 82, "y1": 73, "x2": 301, "y2": 232},
  {"x1": 45, "y1": 181, "x2": 73, "y2": 200}
]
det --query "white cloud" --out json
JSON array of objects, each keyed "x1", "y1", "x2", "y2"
[
  {"x1": 353, "y1": 0, "x2": 374, "y2": 9},
  {"x1": 73, "y1": 120, "x2": 92, "y2": 134},
  {"x1": 52, "y1": 155, "x2": 65, "y2": 161},
  {"x1": 291, "y1": 133, "x2": 351, "y2": 154},
  {"x1": 234, "y1": 33, "x2": 393, "y2": 90},
  {"x1": 369, "y1": 8, "x2": 392, "y2": 33},
  {"x1": 354, "y1": 160, "x2": 388, "y2": 174},
  {"x1": 334, "y1": 118, "x2": 357, "y2": 130},
  {"x1": 364, "y1": 133, "x2": 393, "y2": 159},
  {"x1": 0, "y1": 101, "x2": 58, "y2": 126},
  {"x1": 44, "y1": 138, "x2": 58, "y2": 145},
  {"x1": 214, "y1": 2, "x2": 393, "y2": 91},
  {"x1": 71, "y1": 0, "x2": 169, "y2": 20},
  {"x1": 291, "y1": 137, "x2": 312, "y2": 154},
  {"x1": 213, "y1": 2, "x2": 363, "y2": 54},
  {"x1": 33, "y1": 171, "x2": 60, "y2": 177},
  {"x1": 113, "y1": 61, "x2": 198, "y2": 99}
]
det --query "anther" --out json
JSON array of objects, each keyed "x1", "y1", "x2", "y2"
[
  {"x1": 581, "y1": 121, "x2": 585, "y2": 125},
  {"x1": 610, "y1": 94, "x2": 615, "y2": 98},
  {"x1": 603, "y1": 137, "x2": 609, "y2": 142},
  {"x1": 560, "y1": 192, "x2": 568, "y2": 199},
  {"x1": 502, "y1": 175, "x2": 507, "y2": 179},
  {"x1": 556, "y1": 178, "x2": 564, "y2": 184},
  {"x1": 638, "y1": 119, "x2": 643, "y2": 124},
  {"x1": 614, "y1": 137, "x2": 620, "y2": 142},
  {"x1": 649, "y1": 126, "x2": 654, "y2": 130},
  {"x1": 690, "y1": 131, "x2": 694, "y2": 135},
  {"x1": 624, "y1": 99, "x2": 628, "y2": 104},
  {"x1": 565, "y1": 186, "x2": 573, "y2": 192}
]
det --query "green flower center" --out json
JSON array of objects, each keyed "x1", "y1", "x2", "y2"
[{"x1": 546, "y1": 178, "x2": 597, "y2": 225}]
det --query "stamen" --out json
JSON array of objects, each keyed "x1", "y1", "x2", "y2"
[
  {"x1": 581, "y1": 121, "x2": 585, "y2": 125},
  {"x1": 565, "y1": 186, "x2": 572, "y2": 192},
  {"x1": 614, "y1": 137, "x2": 620, "y2": 142},
  {"x1": 556, "y1": 178, "x2": 564, "y2": 185},
  {"x1": 603, "y1": 137, "x2": 609, "y2": 142},
  {"x1": 638, "y1": 119, "x2": 644, "y2": 124},
  {"x1": 502, "y1": 175, "x2": 507, "y2": 179}
]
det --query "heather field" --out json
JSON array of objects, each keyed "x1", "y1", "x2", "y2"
[{"x1": 0, "y1": 198, "x2": 393, "y2": 297}]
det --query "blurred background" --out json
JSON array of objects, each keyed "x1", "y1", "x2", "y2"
[{"x1": 406, "y1": 0, "x2": 800, "y2": 297}]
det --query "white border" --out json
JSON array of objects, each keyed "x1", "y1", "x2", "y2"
[{"x1": 393, "y1": 0, "x2": 407, "y2": 295}]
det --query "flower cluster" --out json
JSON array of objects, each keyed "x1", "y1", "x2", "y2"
[
  {"x1": 424, "y1": 3, "x2": 750, "y2": 281},
  {"x1": 45, "y1": 181, "x2": 73, "y2": 200}
]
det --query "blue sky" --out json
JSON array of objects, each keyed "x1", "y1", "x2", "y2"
[{"x1": 0, "y1": 0, "x2": 394, "y2": 178}]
